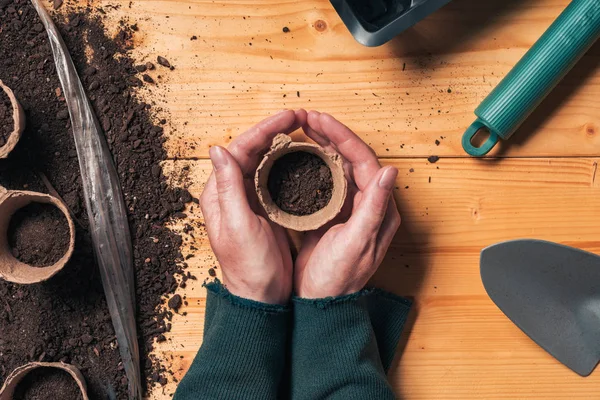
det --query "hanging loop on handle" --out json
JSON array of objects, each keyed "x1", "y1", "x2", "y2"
[{"x1": 462, "y1": 120, "x2": 499, "y2": 157}]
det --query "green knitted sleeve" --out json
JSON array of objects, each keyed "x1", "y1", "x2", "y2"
[
  {"x1": 174, "y1": 280, "x2": 291, "y2": 400},
  {"x1": 290, "y1": 289, "x2": 412, "y2": 400}
]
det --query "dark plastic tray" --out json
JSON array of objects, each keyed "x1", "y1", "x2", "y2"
[{"x1": 331, "y1": 0, "x2": 452, "y2": 47}]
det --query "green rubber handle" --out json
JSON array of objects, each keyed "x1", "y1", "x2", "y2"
[{"x1": 463, "y1": 0, "x2": 600, "y2": 157}]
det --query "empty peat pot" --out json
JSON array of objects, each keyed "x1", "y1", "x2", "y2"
[
  {"x1": 0, "y1": 79, "x2": 26, "y2": 159},
  {"x1": 0, "y1": 362, "x2": 89, "y2": 400},
  {"x1": 255, "y1": 135, "x2": 347, "y2": 231},
  {"x1": 0, "y1": 186, "x2": 75, "y2": 284}
]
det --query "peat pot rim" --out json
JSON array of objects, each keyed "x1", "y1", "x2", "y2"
[
  {"x1": 0, "y1": 188, "x2": 76, "y2": 284},
  {"x1": 255, "y1": 134, "x2": 347, "y2": 232},
  {"x1": 0, "y1": 361, "x2": 89, "y2": 400},
  {"x1": 0, "y1": 79, "x2": 26, "y2": 159}
]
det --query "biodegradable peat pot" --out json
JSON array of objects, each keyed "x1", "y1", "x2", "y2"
[
  {"x1": 0, "y1": 79, "x2": 26, "y2": 159},
  {"x1": 255, "y1": 135, "x2": 347, "y2": 231},
  {"x1": 0, "y1": 186, "x2": 76, "y2": 284},
  {"x1": 0, "y1": 362, "x2": 89, "y2": 400}
]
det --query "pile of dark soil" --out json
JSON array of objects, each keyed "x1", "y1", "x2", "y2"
[
  {"x1": 13, "y1": 368, "x2": 83, "y2": 400},
  {"x1": 8, "y1": 203, "x2": 70, "y2": 267},
  {"x1": 268, "y1": 151, "x2": 334, "y2": 216},
  {"x1": 0, "y1": 87, "x2": 13, "y2": 147},
  {"x1": 0, "y1": 1, "x2": 193, "y2": 398}
]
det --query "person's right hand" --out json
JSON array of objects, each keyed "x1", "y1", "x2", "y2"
[{"x1": 294, "y1": 111, "x2": 401, "y2": 299}]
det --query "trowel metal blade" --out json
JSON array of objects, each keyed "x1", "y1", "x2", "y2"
[{"x1": 481, "y1": 239, "x2": 600, "y2": 376}]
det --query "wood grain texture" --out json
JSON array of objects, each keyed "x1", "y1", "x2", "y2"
[
  {"x1": 56, "y1": 0, "x2": 600, "y2": 398},
  {"x1": 149, "y1": 158, "x2": 600, "y2": 399},
  {"x1": 91, "y1": 0, "x2": 600, "y2": 159}
]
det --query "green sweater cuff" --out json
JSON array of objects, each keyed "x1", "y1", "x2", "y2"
[
  {"x1": 290, "y1": 289, "x2": 412, "y2": 400},
  {"x1": 365, "y1": 289, "x2": 413, "y2": 371},
  {"x1": 175, "y1": 280, "x2": 291, "y2": 400}
]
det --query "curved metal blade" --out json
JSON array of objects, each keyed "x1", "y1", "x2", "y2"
[{"x1": 481, "y1": 239, "x2": 600, "y2": 376}]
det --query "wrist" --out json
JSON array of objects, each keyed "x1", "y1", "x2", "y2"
[
  {"x1": 222, "y1": 277, "x2": 290, "y2": 305},
  {"x1": 296, "y1": 282, "x2": 363, "y2": 299}
]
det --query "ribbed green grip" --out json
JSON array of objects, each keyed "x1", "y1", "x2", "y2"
[{"x1": 463, "y1": 0, "x2": 600, "y2": 157}]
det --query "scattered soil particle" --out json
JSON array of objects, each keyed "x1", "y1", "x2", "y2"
[
  {"x1": 267, "y1": 151, "x2": 333, "y2": 216},
  {"x1": 282, "y1": 26, "x2": 290, "y2": 33},
  {"x1": 56, "y1": 109, "x2": 69, "y2": 120},
  {"x1": 142, "y1": 74, "x2": 154, "y2": 84},
  {"x1": 428, "y1": 156, "x2": 440, "y2": 163},
  {"x1": 168, "y1": 294, "x2": 182, "y2": 311},
  {"x1": 156, "y1": 56, "x2": 170, "y2": 68},
  {"x1": 0, "y1": 2, "x2": 193, "y2": 398},
  {"x1": 435, "y1": 140, "x2": 440, "y2": 146},
  {"x1": 0, "y1": 86, "x2": 13, "y2": 147},
  {"x1": 190, "y1": 36, "x2": 197, "y2": 40},
  {"x1": 145, "y1": 61, "x2": 155, "y2": 70},
  {"x1": 13, "y1": 368, "x2": 82, "y2": 400},
  {"x1": 208, "y1": 268, "x2": 216, "y2": 277},
  {"x1": 8, "y1": 203, "x2": 70, "y2": 267}
]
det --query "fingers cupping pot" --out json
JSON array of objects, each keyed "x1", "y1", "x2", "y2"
[
  {"x1": 0, "y1": 362, "x2": 89, "y2": 400},
  {"x1": 0, "y1": 186, "x2": 76, "y2": 284},
  {"x1": 255, "y1": 134, "x2": 347, "y2": 231},
  {"x1": 0, "y1": 79, "x2": 25, "y2": 159}
]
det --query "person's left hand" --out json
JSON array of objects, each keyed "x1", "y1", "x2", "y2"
[
  {"x1": 294, "y1": 111, "x2": 401, "y2": 299},
  {"x1": 200, "y1": 110, "x2": 307, "y2": 305}
]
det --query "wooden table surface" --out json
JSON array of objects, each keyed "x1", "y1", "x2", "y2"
[{"x1": 73, "y1": 0, "x2": 600, "y2": 398}]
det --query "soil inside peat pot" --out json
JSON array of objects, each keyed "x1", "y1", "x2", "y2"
[
  {"x1": 8, "y1": 203, "x2": 70, "y2": 267},
  {"x1": 0, "y1": 87, "x2": 13, "y2": 147},
  {"x1": 13, "y1": 367, "x2": 83, "y2": 400},
  {"x1": 267, "y1": 151, "x2": 333, "y2": 216}
]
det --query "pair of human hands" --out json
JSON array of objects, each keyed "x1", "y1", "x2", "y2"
[{"x1": 199, "y1": 110, "x2": 400, "y2": 305}]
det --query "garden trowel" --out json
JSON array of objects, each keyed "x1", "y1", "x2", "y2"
[{"x1": 480, "y1": 239, "x2": 600, "y2": 376}]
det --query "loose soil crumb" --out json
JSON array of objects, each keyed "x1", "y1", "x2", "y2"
[
  {"x1": 0, "y1": 1, "x2": 193, "y2": 398},
  {"x1": 168, "y1": 294, "x2": 182, "y2": 311},
  {"x1": 8, "y1": 203, "x2": 70, "y2": 267},
  {"x1": 267, "y1": 151, "x2": 333, "y2": 216},
  {"x1": 428, "y1": 156, "x2": 440, "y2": 163},
  {"x1": 13, "y1": 368, "x2": 82, "y2": 400},
  {"x1": 156, "y1": 56, "x2": 171, "y2": 69},
  {"x1": 0, "y1": 87, "x2": 13, "y2": 147}
]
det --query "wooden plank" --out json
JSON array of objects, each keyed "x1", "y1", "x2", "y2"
[
  {"x1": 53, "y1": 1, "x2": 600, "y2": 398},
  {"x1": 148, "y1": 157, "x2": 600, "y2": 398},
  {"x1": 84, "y1": 0, "x2": 600, "y2": 159}
]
